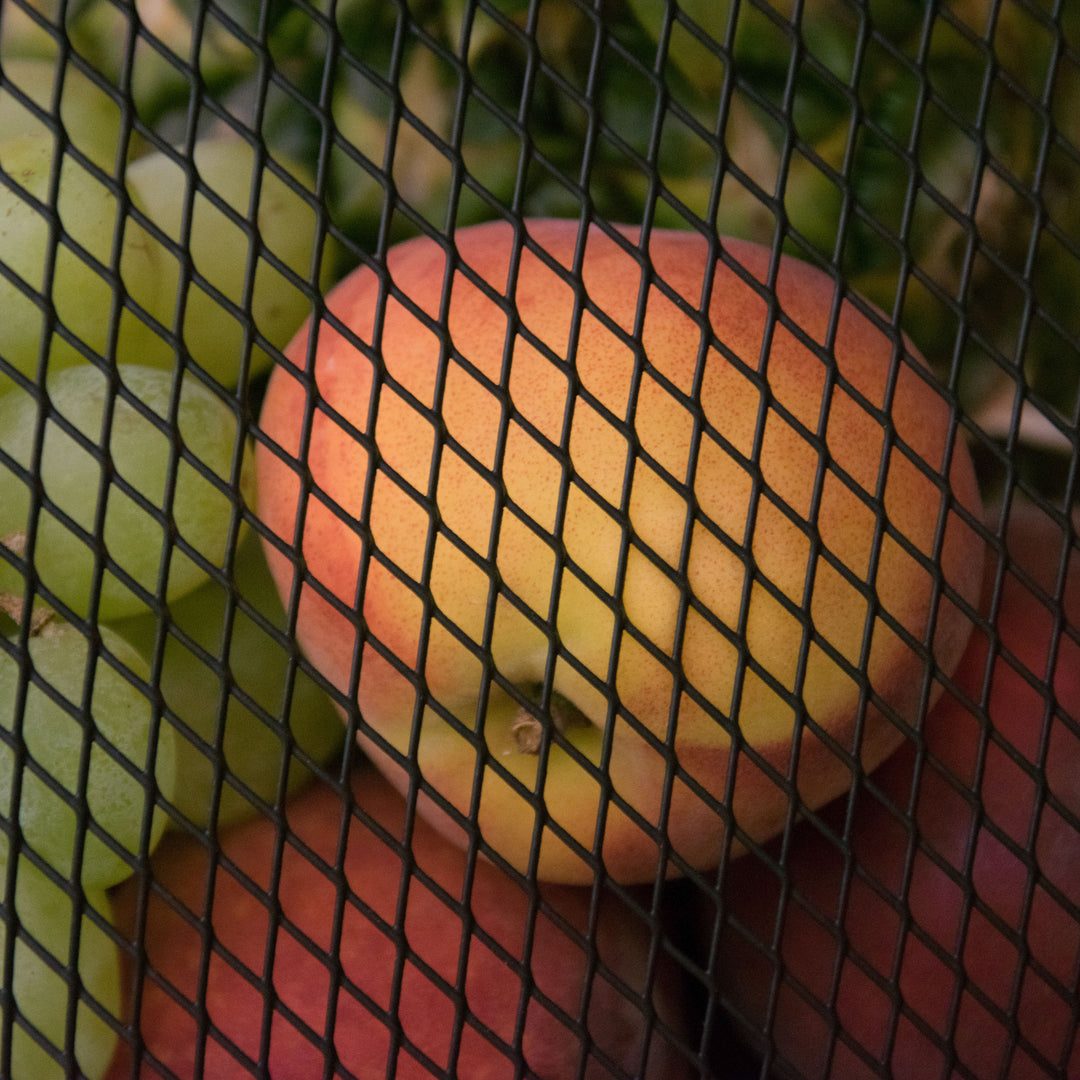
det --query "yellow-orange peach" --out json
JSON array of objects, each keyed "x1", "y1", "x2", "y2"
[{"x1": 256, "y1": 218, "x2": 984, "y2": 884}]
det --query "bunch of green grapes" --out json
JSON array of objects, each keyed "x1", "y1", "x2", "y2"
[
  {"x1": 0, "y1": 26, "x2": 348, "y2": 1078},
  {"x1": 0, "y1": 853, "x2": 123, "y2": 1080},
  {"x1": 124, "y1": 135, "x2": 335, "y2": 389},
  {"x1": 0, "y1": 127, "x2": 334, "y2": 395},
  {"x1": 0, "y1": 245, "x2": 221, "y2": 1075},
  {"x1": 113, "y1": 528, "x2": 345, "y2": 831},
  {"x1": 0, "y1": 363, "x2": 252, "y2": 620},
  {"x1": 0, "y1": 608, "x2": 175, "y2": 1078},
  {"x1": 0, "y1": 131, "x2": 166, "y2": 390},
  {"x1": 0, "y1": 615, "x2": 176, "y2": 887},
  {"x1": 0, "y1": 365, "x2": 340, "y2": 1074}
]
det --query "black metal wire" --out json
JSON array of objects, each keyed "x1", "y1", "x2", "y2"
[{"x1": 1, "y1": 0, "x2": 1078, "y2": 1077}]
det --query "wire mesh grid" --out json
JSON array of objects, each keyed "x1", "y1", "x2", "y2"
[{"x1": 0, "y1": 0, "x2": 1078, "y2": 1077}]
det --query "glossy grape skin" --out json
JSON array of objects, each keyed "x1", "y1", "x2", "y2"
[
  {"x1": 0, "y1": 363, "x2": 254, "y2": 622},
  {"x1": 0, "y1": 616, "x2": 175, "y2": 888},
  {"x1": 0, "y1": 132, "x2": 169, "y2": 390},
  {"x1": 124, "y1": 136, "x2": 336, "y2": 389},
  {"x1": 113, "y1": 531, "x2": 345, "y2": 830},
  {"x1": 0, "y1": 56, "x2": 140, "y2": 171},
  {"x1": 1, "y1": 130, "x2": 333, "y2": 396},
  {"x1": 0, "y1": 853, "x2": 121, "y2": 1080}
]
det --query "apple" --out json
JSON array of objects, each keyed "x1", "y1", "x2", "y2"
[
  {"x1": 255, "y1": 217, "x2": 984, "y2": 883},
  {"x1": 105, "y1": 763, "x2": 694, "y2": 1079},
  {"x1": 697, "y1": 496, "x2": 1079, "y2": 1079}
]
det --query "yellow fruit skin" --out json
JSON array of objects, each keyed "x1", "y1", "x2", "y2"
[{"x1": 256, "y1": 219, "x2": 984, "y2": 883}]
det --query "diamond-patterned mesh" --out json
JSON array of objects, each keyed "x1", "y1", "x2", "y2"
[{"x1": 0, "y1": 1, "x2": 1077, "y2": 1078}]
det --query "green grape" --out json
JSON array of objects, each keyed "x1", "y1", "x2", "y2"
[
  {"x1": 114, "y1": 531, "x2": 344, "y2": 829},
  {"x1": 0, "y1": 1, "x2": 68, "y2": 62},
  {"x1": 124, "y1": 135, "x2": 338, "y2": 389},
  {"x1": 0, "y1": 852, "x2": 121, "y2": 1080},
  {"x1": 0, "y1": 616, "x2": 176, "y2": 888},
  {"x1": 0, "y1": 363, "x2": 254, "y2": 621},
  {"x1": 0, "y1": 131, "x2": 173, "y2": 389},
  {"x1": 0, "y1": 56, "x2": 141, "y2": 171}
]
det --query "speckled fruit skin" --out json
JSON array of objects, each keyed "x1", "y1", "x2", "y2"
[
  {"x1": 702, "y1": 498, "x2": 1080, "y2": 1080},
  {"x1": 106, "y1": 765, "x2": 692, "y2": 1080},
  {"x1": 255, "y1": 218, "x2": 984, "y2": 884}
]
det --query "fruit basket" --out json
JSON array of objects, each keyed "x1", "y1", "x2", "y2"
[{"x1": 1, "y1": 1, "x2": 1077, "y2": 1078}]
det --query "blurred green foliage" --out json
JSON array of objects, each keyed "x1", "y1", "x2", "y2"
[{"x1": 2, "y1": 0, "x2": 1078, "y2": 504}]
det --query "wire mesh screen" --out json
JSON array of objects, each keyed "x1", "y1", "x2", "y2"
[{"x1": 0, "y1": 0, "x2": 1078, "y2": 1078}]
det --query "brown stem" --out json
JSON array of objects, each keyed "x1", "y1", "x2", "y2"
[
  {"x1": 0, "y1": 593, "x2": 57, "y2": 636},
  {"x1": 2, "y1": 532, "x2": 26, "y2": 558},
  {"x1": 1, "y1": 530, "x2": 57, "y2": 637},
  {"x1": 510, "y1": 691, "x2": 586, "y2": 755},
  {"x1": 0, "y1": 592, "x2": 25, "y2": 625}
]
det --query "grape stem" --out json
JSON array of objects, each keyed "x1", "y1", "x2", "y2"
[{"x1": 0, "y1": 586, "x2": 59, "y2": 637}]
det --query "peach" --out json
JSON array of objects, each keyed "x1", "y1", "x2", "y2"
[
  {"x1": 698, "y1": 497, "x2": 1079, "y2": 1078},
  {"x1": 255, "y1": 218, "x2": 984, "y2": 883},
  {"x1": 106, "y1": 765, "x2": 692, "y2": 1079}
]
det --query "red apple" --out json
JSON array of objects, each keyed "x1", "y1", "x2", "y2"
[
  {"x1": 255, "y1": 217, "x2": 983, "y2": 883},
  {"x1": 106, "y1": 764, "x2": 693, "y2": 1079},
  {"x1": 698, "y1": 497, "x2": 1080, "y2": 1079}
]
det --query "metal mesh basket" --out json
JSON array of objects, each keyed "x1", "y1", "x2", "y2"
[{"x1": 1, "y1": 0, "x2": 1077, "y2": 1078}]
